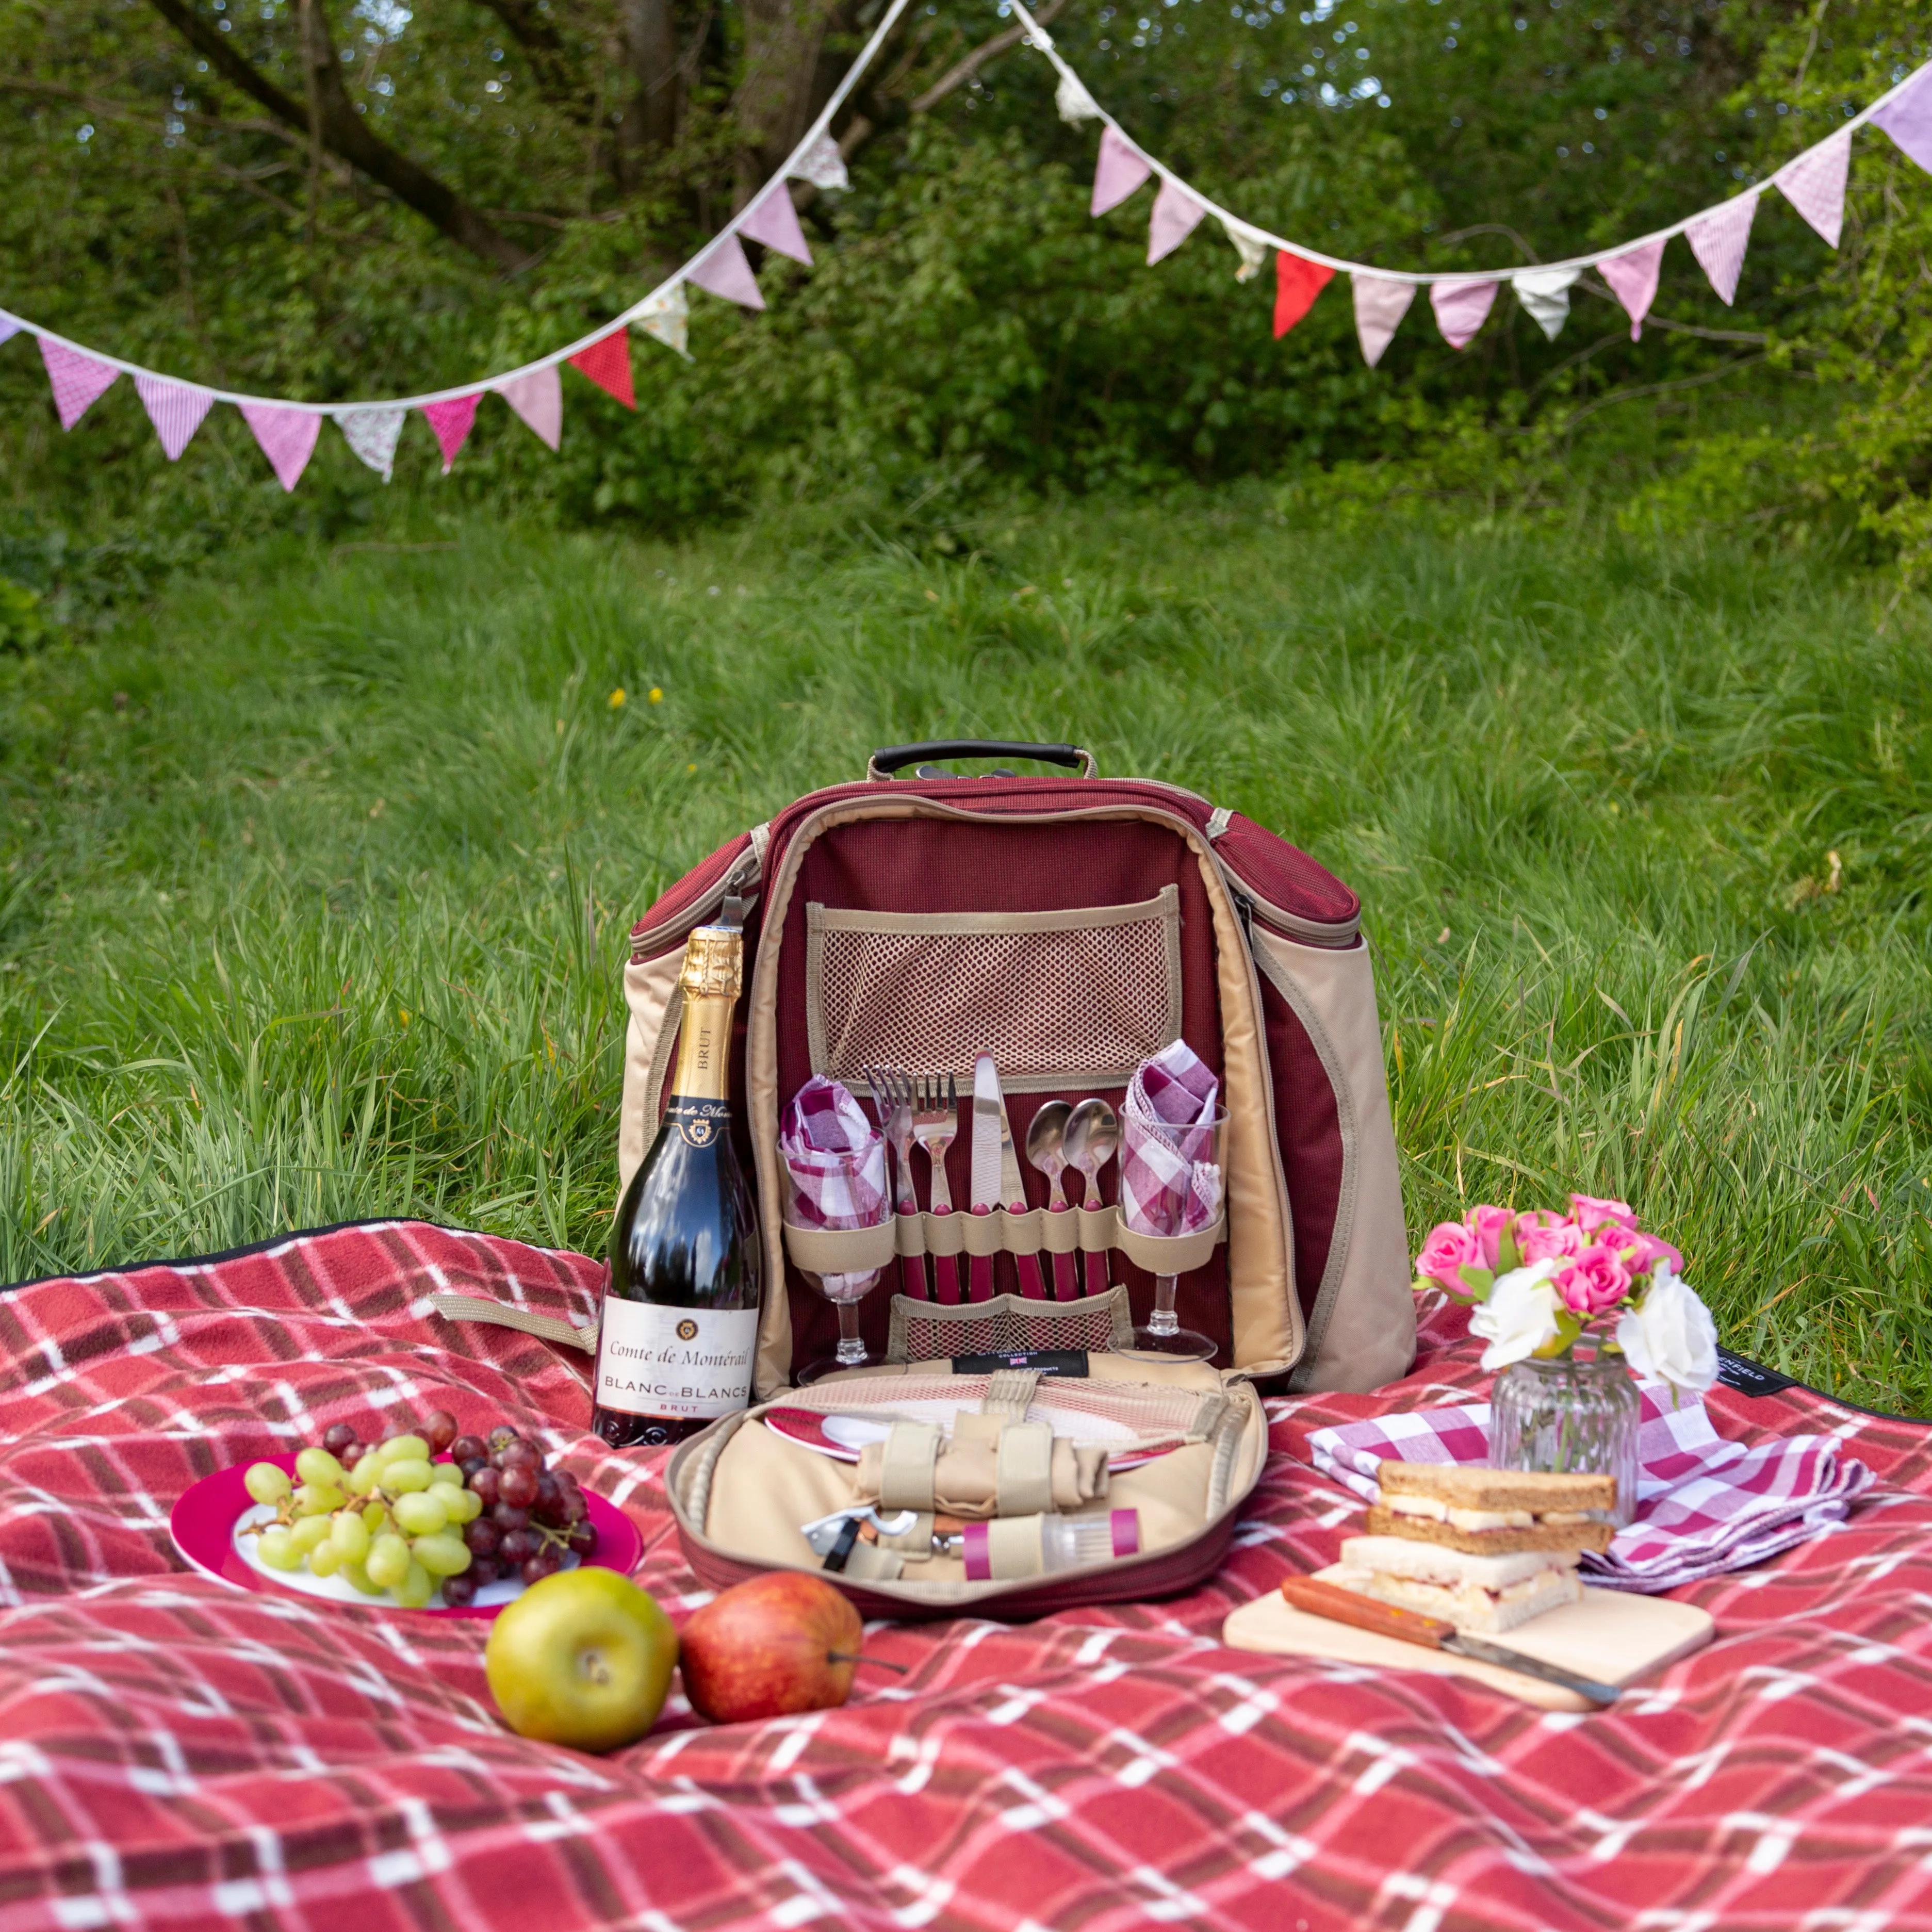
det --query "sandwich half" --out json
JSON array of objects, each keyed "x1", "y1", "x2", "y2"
[
  {"x1": 1365, "y1": 1462, "x2": 1616, "y2": 1557},
  {"x1": 1330, "y1": 1535, "x2": 1585, "y2": 1634}
]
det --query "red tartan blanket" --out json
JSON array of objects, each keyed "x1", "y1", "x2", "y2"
[{"x1": 2, "y1": 1220, "x2": 1930, "y2": 1931}]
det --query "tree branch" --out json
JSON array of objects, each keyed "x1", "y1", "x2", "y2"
[
  {"x1": 145, "y1": 0, "x2": 532, "y2": 270},
  {"x1": 908, "y1": 0, "x2": 1067, "y2": 116}
]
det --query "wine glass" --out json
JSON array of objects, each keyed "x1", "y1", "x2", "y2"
[
  {"x1": 1120, "y1": 1107, "x2": 1227, "y2": 1363},
  {"x1": 786, "y1": 1150, "x2": 892, "y2": 1385}
]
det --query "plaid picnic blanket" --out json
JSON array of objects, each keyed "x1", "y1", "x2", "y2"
[{"x1": 1, "y1": 1223, "x2": 1930, "y2": 1931}]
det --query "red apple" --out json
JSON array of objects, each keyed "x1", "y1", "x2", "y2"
[{"x1": 680, "y1": 1571, "x2": 863, "y2": 1724}]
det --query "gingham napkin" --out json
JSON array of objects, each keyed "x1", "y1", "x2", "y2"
[
  {"x1": 1120, "y1": 1040, "x2": 1223, "y2": 1240},
  {"x1": 1305, "y1": 1388, "x2": 1875, "y2": 1593},
  {"x1": 779, "y1": 1076, "x2": 890, "y2": 1293}
]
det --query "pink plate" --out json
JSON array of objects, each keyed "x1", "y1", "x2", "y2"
[{"x1": 169, "y1": 1454, "x2": 642, "y2": 1623}]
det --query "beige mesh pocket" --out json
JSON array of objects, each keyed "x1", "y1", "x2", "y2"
[
  {"x1": 806, "y1": 887, "x2": 1183, "y2": 1093},
  {"x1": 886, "y1": 1288, "x2": 1135, "y2": 1364}
]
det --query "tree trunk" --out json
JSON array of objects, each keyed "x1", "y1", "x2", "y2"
[
  {"x1": 731, "y1": 0, "x2": 858, "y2": 208},
  {"x1": 616, "y1": 0, "x2": 682, "y2": 167}
]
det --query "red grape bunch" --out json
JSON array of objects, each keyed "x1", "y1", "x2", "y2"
[{"x1": 446, "y1": 1419, "x2": 596, "y2": 1609}]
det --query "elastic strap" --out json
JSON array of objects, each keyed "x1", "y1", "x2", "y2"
[
  {"x1": 878, "y1": 1419, "x2": 941, "y2": 1512},
  {"x1": 995, "y1": 1420, "x2": 1054, "y2": 1518},
  {"x1": 981, "y1": 1368, "x2": 1040, "y2": 1420}
]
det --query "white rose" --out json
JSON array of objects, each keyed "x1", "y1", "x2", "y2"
[
  {"x1": 1615, "y1": 1265, "x2": 1718, "y2": 1396},
  {"x1": 1470, "y1": 1259, "x2": 1563, "y2": 1371}
]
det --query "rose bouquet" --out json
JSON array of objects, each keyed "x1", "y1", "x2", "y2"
[{"x1": 1415, "y1": 1193, "x2": 1719, "y2": 1398}]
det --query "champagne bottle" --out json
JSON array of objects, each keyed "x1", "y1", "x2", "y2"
[{"x1": 593, "y1": 925, "x2": 762, "y2": 1449}]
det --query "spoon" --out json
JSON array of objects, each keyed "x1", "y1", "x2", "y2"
[
  {"x1": 1025, "y1": 1101, "x2": 1076, "y2": 1299},
  {"x1": 1061, "y1": 1098, "x2": 1121, "y2": 1301}
]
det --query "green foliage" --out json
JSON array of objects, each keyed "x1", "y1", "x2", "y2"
[{"x1": 3, "y1": 495, "x2": 1930, "y2": 1410}]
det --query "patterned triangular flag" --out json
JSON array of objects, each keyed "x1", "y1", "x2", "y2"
[
  {"x1": 1430, "y1": 279, "x2": 1499, "y2": 350},
  {"x1": 1513, "y1": 266, "x2": 1580, "y2": 342},
  {"x1": 1147, "y1": 178, "x2": 1204, "y2": 266},
  {"x1": 636, "y1": 286, "x2": 690, "y2": 361},
  {"x1": 239, "y1": 403, "x2": 321, "y2": 492},
  {"x1": 791, "y1": 133, "x2": 849, "y2": 192},
  {"x1": 134, "y1": 374, "x2": 214, "y2": 461},
  {"x1": 1351, "y1": 275, "x2": 1415, "y2": 368},
  {"x1": 1684, "y1": 190, "x2": 1759, "y2": 306},
  {"x1": 1222, "y1": 219, "x2": 1269, "y2": 284},
  {"x1": 1598, "y1": 240, "x2": 1664, "y2": 341},
  {"x1": 1871, "y1": 65, "x2": 1932, "y2": 172},
  {"x1": 1056, "y1": 72, "x2": 1102, "y2": 125},
  {"x1": 1274, "y1": 252, "x2": 1334, "y2": 338},
  {"x1": 497, "y1": 367, "x2": 561, "y2": 450},
  {"x1": 421, "y1": 395, "x2": 479, "y2": 473},
  {"x1": 1776, "y1": 129, "x2": 1851, "y2": 249},
  {"x1": 568, "y1": 330, "x2": 636, "y2": 407},
  {"x1": 1090, "y1": 125, "x2": 1152, "y2": 217},
  {"x1": 687, "y1": 234, "x2": 766, "y2": 312},
  {"x1": 741, "y1": 184, "x2": 813, "y2": 267},
  {"x1": 39, "y1": 338, "x2": 118, "y2": 431},
  {"x1": 335, "y1": 406, "x2": 406, "y2": 481}
]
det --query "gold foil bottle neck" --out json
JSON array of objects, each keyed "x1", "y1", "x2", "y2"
[{"x1": 679, "y1": 925, "x2": 743, "y2": 1000}]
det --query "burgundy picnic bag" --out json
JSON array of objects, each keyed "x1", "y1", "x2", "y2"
[{"x1": 621, "y1": 740, "x2": 1417, "y2": 1614}]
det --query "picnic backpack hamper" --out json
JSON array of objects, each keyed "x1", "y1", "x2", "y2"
[{"x1": 614, "y1": 741, "x2": 1418, "y2": 1615}]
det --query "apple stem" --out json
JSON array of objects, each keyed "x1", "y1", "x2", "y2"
[{"x1": 828, "y1": 1651, "x2": 909, "y2": 1674}]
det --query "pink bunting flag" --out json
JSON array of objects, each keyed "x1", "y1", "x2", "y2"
[
  {"x1": 1429, "y1": 278, "x2": 1499, "y2": 351},
  {"x1": 422, "y1": 394, "x2": 480, "y2": 473},
  {"x1": 1598, "y1": 240, "x2": 1664, "y2": 341},
  {"x1": 1147, "y1": 177, "x2": 1205, "y2": 265},
  {"x1": 239, "y1": 403, "x2": 321, "y2": 492},
  {"x1": 687, "y1": 233, "x2": 766, "y2": 312},
  {"x1": 1351, "y1": 275, "x2": 1415, "y2": 369},
  {"x1": 1684, "y1": 190, "x2": 1759, "y2": 306},
  {"x1": 1871, "y1": 64, "x2": 1932, "y2": 173},
  {"x1": 497, "y1": 366, "x2": 561, "y2": 450},
  {"x1": 1090, "y1": 125, "x2": 1152, "y2": 217},
  {"x1": 0, "y1": 318, "x2": 21, "y2": 348},
  {"x1": 39, "y1": 338, "x2": 118, "y2": 431},
  {"x1": 1776, "y1": 129, "x2": 1851, "y2": 250},
  {"x1": 134, "y1": 373, "x2": 214, "y2": 461},
  {"x1": 740, "y1": 184, "x2": 813, "y2": 267}
]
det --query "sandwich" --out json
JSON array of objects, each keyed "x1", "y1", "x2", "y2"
[
  {"x1": 1328, "y1": 1535, "x2": 1585, "y2": 1633},
  {"x1": 1365, "y1": 1463, "x2": 1616, "y2": 1557}
]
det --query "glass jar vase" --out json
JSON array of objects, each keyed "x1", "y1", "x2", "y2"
[{"x1": 1488, "y1": 1352, "x2": 1640, "y2": 1528}]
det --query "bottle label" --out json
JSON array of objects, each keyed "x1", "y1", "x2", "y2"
[
  {"x1": 595, "y1": 1298, "x2": 759, "y2": 1420},
  {"x1": 665, "y1": 1096, "x2": 730, "y2": 1148}
]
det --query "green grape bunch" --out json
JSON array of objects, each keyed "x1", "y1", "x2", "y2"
[{"x1": 241, "y1": 1410, "x2": 596, "y2": 1610}]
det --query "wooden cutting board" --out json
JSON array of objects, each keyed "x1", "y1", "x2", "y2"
[{"x1": 1222, "y1": 1568, "x2": 1715, "y2": 1712}]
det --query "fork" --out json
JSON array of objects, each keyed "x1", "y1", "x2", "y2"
[
  {"x1": 907, "y1": 1071, "x2": 962, "y2": 1305},
  {"x1": 866, "y1": 1070, "x2": 927, "y2": 1301}
]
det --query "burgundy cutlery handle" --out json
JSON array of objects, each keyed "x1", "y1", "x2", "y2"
[
  {"x1": 896, "y1": 1207, "x2": 928, "y2": 1300},
  {"x1": 1051, "y1": 1249, "x2": 1079, "y2": 1300},
  {"x1": 1016, "y1": 1248, "x2": 1048, "y2": 1300},
  {"x1": 969, "y1": 1208, "x2": 995, "y2": 1302},
  {"x1": 1081, "y1": 1248, "x2": 1110, "y2": 1299},
  {"x1": 929, "y1": 1205, "x2": 961, "y2": 1304}
]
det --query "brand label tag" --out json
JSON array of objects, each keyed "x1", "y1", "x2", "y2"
[
  {"x1": 595, "y1": 1299, "x2": 758, "y2": 1420},
  {"x1": 666, "y1": 1098, "x2": 730, "y2": 1148}
]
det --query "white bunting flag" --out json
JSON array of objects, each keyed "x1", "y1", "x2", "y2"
[
  {"x1": 1775, "y1": 129, "x2": 1851, "y2": 250},
  {"x1": 1512, "y1": 266, "x2": 1580, "y2": 342},
  {"x1": 1222, "y1": 219, "x2": 1269, "y2": 283},
  {"x1": 1351, "y1": 275, "x2": 1415, "y2": 368},
  {"x1": 791, "y1": 133, "x2": 849, "y2": 193},
  {"x1": 1684, "y1": 190, "x2": 1759, "y2": 306},
  {"x1": 1056, "y1": 72, "x2": 1102, "y2": 125},
  {"x1": 1147, "y1": 178, "x2": 1205, "y2": 266},
  {"x1": 336, "y1": 405, "x2": 407, "y2": 480},
  {"x1": 134, "y1": 374, "x2": 214, "y2": 461},
  {"x1": 741, "y1": 184, "x2": 813, "y2": 267},
  {"x1": 687, "y1": 233, "x2": 766, "y2": 311},
  {"x1": 636, "y1": 285, "x2": 690, "y2": 361},
  {"x1": 497, "y1": 367, "x2": 562, "y2": 449}
]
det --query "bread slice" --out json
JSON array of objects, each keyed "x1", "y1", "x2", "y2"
[
  {"x1": 1333, "y1": 1535, "x2": 1585, "y2": 1633},
  {"x1": 1377, "y1": 1462, "x2": 1616, "y2": 1514},
  {"x1": 1364, "y1": 1503, "x2": 1614, "y2": 1557}
]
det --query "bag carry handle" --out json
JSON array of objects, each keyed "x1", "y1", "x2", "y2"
[{"x1": 866, "y1": 740, "x2": 1099, "y2": 782}]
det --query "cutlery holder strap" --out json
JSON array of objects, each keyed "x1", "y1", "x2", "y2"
[{"x1": 783, "y1": 1207, "x2": 1224, "y2": 1277}]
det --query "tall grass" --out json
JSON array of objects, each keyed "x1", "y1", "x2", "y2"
[{"x1": 2, "y1": 493, "x2": 1928, "y2": 1409}]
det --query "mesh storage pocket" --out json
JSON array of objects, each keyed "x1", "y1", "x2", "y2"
[
  {"x1": 886, "y1": 1288, "x2": 1135, "y2": 1364},
  {"x1": 805, "y1": 887, "x2": 1183, "y2": 1094}
]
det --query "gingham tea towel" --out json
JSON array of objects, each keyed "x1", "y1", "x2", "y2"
[
  {"x1": 779, "y1": 1076, "x2": 889, "y2": 1295},
  {"x1": 1120, "y1": 1039, "x2": 1223, "y2": 1240}
]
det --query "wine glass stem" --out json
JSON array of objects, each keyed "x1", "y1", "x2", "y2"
[
  {"x1": 835, "y1": 1301, "x2": 867, "y2": 1367},
  {"x1": 1148, "y1": 1275, "x2": 1180, "y2": 1337}
]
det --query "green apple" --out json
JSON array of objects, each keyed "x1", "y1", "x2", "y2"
[{"x1": 485, "y1": 1569, "x2": 677, "y2": 1752}]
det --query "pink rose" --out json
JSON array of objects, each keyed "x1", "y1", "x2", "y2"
[
  {"x1": 1515, "y1": 1212, "x2": 1583, "y2": 1267},
  {"x1": 1553, "y1": 1242, "x2": 1633, "y2": 1315},
  {"x1": 1465, "y1": 1204, "x2": 1514, "y2": 1270},
  {"x1": 1569, "y1": 1192, "x2": 1638, "y2": 1233},
  {"x1": 1618, "y1": 1230, "x2": 1684, "y2": 1278},
  {"x1": 1416, "y1": 1221, "x2": 1482, "y2": 1289}
]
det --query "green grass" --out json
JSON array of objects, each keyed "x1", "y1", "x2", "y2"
[{"x1": 3, "y1": 494, "x2": 1930, "y2": 1412}]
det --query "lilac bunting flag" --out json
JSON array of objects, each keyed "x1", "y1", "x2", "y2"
[
  {"x1": 1429, "y1": 278, "x2": 1499, "y2": 350},
  {"x1": 1776, "y1": 129, "x2": 1851, "y2": 249},
  {"x1": 134, "y1": 374, "x2": 214, "y2": 461},
  {"x1": 336, "y1": 406, "x2": 406, "y2": 481},
  {"x1": 422, "y1": 395, "x2": 480, "y2": 473},
  {"x1": 1685, "y1": 190, "x2": 1759, "y2": 306},
  {"x1": 1598, "y1": 239, "x2": 1664, "y2": 340},
  {"x1": 1090, "y1": 125, "x2": 1152, "y2": 217},
  {"x1": 0, "y1": 317, "x2": 22, "y2": 348},
  {"x1": 1871, "y1": 65, "x2": 1932, "y2": 173},
  {"x1": 39, "y1": 338, "x2": 119, "y2": 431},
  {"x1": 497, "y1": 367, "x2": 561, "y2": 450},
  {"x1": 740, "y1": 183, "x2": 813, "y2": 267},
  {"x1": 1147, "y1": 177, "x2": 1204, "y2": 265},
  {"x1": 1351, "y1": 275, "x2": 1415, "y2": 368},
  {"x1": 239, "y1": 403, "x2": 321, "y2": 492},
  {"x1": 687, "y1": 233, "x2": 766, "y2": 312}
]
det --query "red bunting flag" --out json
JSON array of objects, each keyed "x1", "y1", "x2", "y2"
[
  {"x1": 1273, "y1": 252, "x2": 1335, "y2": 338},
  {"x1": 568, "y1": 330, "x2": 636, "y2": 410}
]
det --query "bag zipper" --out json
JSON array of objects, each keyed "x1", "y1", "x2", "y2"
[{"x1": 629, "y1": 838, "x2": 765, "y2": 962}]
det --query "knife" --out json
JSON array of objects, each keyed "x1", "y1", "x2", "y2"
[
  {"x1": 1279, "y1": 1575, "x2": 1621, "y2": 1707},
  {"x1": 969, "y1": 1055, "x2": 1003, "y2": 1303},
  {"x1": 992, "y1": 1075, "x2": 1049, "y2": 1300}
]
